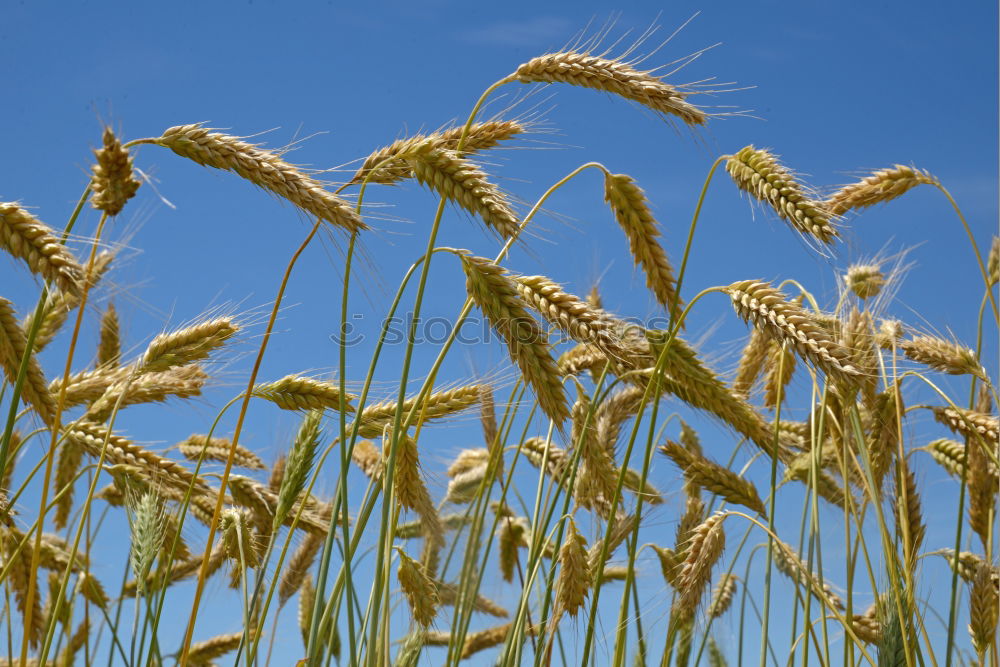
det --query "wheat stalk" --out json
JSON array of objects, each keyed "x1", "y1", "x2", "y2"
[{"x1": 156, "y1": 124, "x2": 365, "y2": 232}]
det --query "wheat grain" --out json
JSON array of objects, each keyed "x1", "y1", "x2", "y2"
[
  {"x1": 90, "y1": 127, "x2": 140, "y2": 216},
  {"x1": 512, "y1": 51, "x2": 706, "y2": 125},
  {"x1": 157, "y1": 124, "x2": 365, "y2": 232},
  {"x1": 0, "y1": 202, "x2": 84, "y2": 296},
  {"x1": 827, "y1": 164, "x2": 938, "y2": 215},
  {"x1": 725, "y1": 146, "x2": 837, "y2": 243}
]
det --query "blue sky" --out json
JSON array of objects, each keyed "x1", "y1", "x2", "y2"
[{"x1": 2, "y1": 1, "x2": 997, "y2": 664}]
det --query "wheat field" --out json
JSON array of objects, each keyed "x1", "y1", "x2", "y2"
[{"x1": 0, "y1": 11, "x2": 997, "y2": 667}]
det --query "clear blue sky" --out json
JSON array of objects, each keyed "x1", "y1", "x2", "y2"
[{"x1": 2, "y1": 1, "x2": 997, "y2": 664}]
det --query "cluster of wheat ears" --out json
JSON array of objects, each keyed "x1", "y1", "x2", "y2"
[{"x1": 0, "y1": 36, "x2": 997, "y2": 667}]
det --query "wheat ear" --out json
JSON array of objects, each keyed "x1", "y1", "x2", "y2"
[
  {"x1": 900, "y1": 335, "x2": 987, "y2": 380},
  {"x1": 90, "y1": 127, "x2": 140, "y2": 216},
  {"x1": 673, "y1": 512, "x2": 726, "y2": 615},
  {"x1": 396, "y1": 548, "x2": 438, "y2": 626},
  {"x1": 252, "y1": 374, "x2": 356, "y2": 412},
  {"x1": 511, "y1": 51, "x2": 706, "y2": 126},
  {"x1": 725, "y1": 280, "x2": 860, "y2": 384},
  {"x1": 604, "y1": 172, "x2": 682, "y2": 312},
  {"x1": 707, "y1": 573, "x2": 739, "y2": 619},
  {"x1": 353, "y1": 384, "x2": 483, "y2": 438},
  {"x1": 725, "y1": 146, "x2": 837, "y2": 243},
  {"x1": 555, "y1": 518, "x2": 590, "y2": 618},
  {"x1": 827, "y1": 164, "x2": 938, "y2": 215},
  {"x1": 156, "y1": 124, "x2": 365, "y2": 232},
  {"x1": 0, "y1": 203, "x2": 84, "y2": 296},
  {"x1": 178, "y1": 434, "x2": 265, "y2": 470},
  {"x1": 405, "y1": 141, "x2": 520, "y2": 238},
  {"x1": 351, "y1": 119, "x2": 525, "y2": 185},
  {"x1": 0, "y1": 298, "x2": 57, "y2": 424},
  {"x1": 969, "y1": 562, "x2": 999, "y2": 659},
  {"x1": 844, "y1": 264, "x2": 887, "y2": 299},
  {"x1": 187, "y1": 630, "x2": 249, "y2": 664},
  {"x1": 933, "y1": 407, "x2": 999, "y2": 446},
  {"x1": 462, "y1": 255, "x2": 567, "y2": 425},
  {"x1": 660, "y1": 440, "x2": 766, "y2": 515}
]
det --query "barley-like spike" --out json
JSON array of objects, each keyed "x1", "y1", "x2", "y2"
[
  {"x1": 900, "y1": 335, "x2": 987, "y2": 380},
  {"x1": 23, "y1": 289, "x2": 73, "y2": 353},
  {"x1": 351, "y1": 439, "x2": 383, "y2": 479},
  {"x1": 763, "y1": 338, "x2": 797, "y2": 410},
  {"x1": 725, "y1": 280, "x2": 860, "y2": 384},
  {"x1": 894, "y1": 465, "x2": 925, "y2": 571},
  {"x1": 0, "y1": 298, "x2": 57, "y2": 424},
  {"x1": 279, "y1": 531, "x2": 325, "y2": 605},
  {"x1": 97, "y1": 302, "x2": 121, "y2": 368},
  {"x1": 558, "y1": 343, "x2": 609, "y2": 376},
  {"x1": 497, "y1": 516, "x2": 528, "y2": 582},
  {"x1": 733, "y1": 326, "x2": 770, "y2": 399},
  {"x1": 84, "y1": 364, "x2": 208, "y2": 422},
  {"x1": 406, "y1": 142, "x2": 520, "y2": 238},
  {"x1": 128, "y1": 491, "x2": 165, "y2": 596},
  {"x1": 969, "y1": 563, "x2": 999, "y2": 659},
  {"x1": 53, "y1": 440, "x2": 84, "y2": 529},
  {"x1": 90, "y1": 127, "x2": 141, "y2": 216},
  {"x1": 988, "y1": 236, "x2": 999, "y2": 286},
  {"x1": 352, "y1": 384, "x2": 483, "y2": 438},
  {"x1": 673, "y1": 512, "x2": 726, "y2": 615},
  {"x1": 604, "y1": 172, "x2": 682, "y2": 312},
  {"x1": 965, "y1": 419, "x2": 998, "y2": 551},
  {"x1": 458, "y1": 623, "x2": 516, "y2": 659},
  {"x1": 844, "y1": 264, "x2": 887, "y2": 300},
  {"x1": 827, "y1": 164, "x2": 938, "y2": 215},
  {"x1": 933, "y1": 406, "x2": 999, "y2": 446},
  {"x1": 396, "y1": 548, "x2": 438, "y2": 626},
  {"x1": 708, "y1": 573, "x2": 739, "y2": 619},
  {"x1": 352, "y1": 120, "x2": 525, "y2": 185},
  {"x1": 252, "y1": 374, "x2": 356, "y2": 413},
  {"x1": 157, "y1": 124, "x2": 365, "y2": 233},
  {"x1": 555, "y1": 518, "x2": 590, "y2": 618},
  {"x1": 140, "y1": 317, "x2": 238, "y2": 374},
  {"x1": 512, "y1": 51, "x2": 706, "y2": 126},
  {"x1": 435, "y1": 580, "x2": 510, "y2": 618},
  {"x1": 221, "y1": 507, "x2": 261, "y2": 571},
  {"x1": 178, "y1": 434, "x2": 265, "y2": 470},
  {"x1": 275, "y1": 410, "x2": 322, "y2": 530},
  {"x1": 772, "y1": 539, "x2": 843, "y2": 611},
  {"x1": 659, "y1": 440, "x2": 767, "y2": 515},
  {"x1": 462, "y1": 255, "x2": 567, "y2": 425},
  {"x1": 187, "y1": 630, "x2": 250, "y2": 664},
  {"x1": 725, "y1": 146, "x2": 837, "y2": 243},
  {"x1": 0, "y1": 202, "x2": 84, "y2": 296}
]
